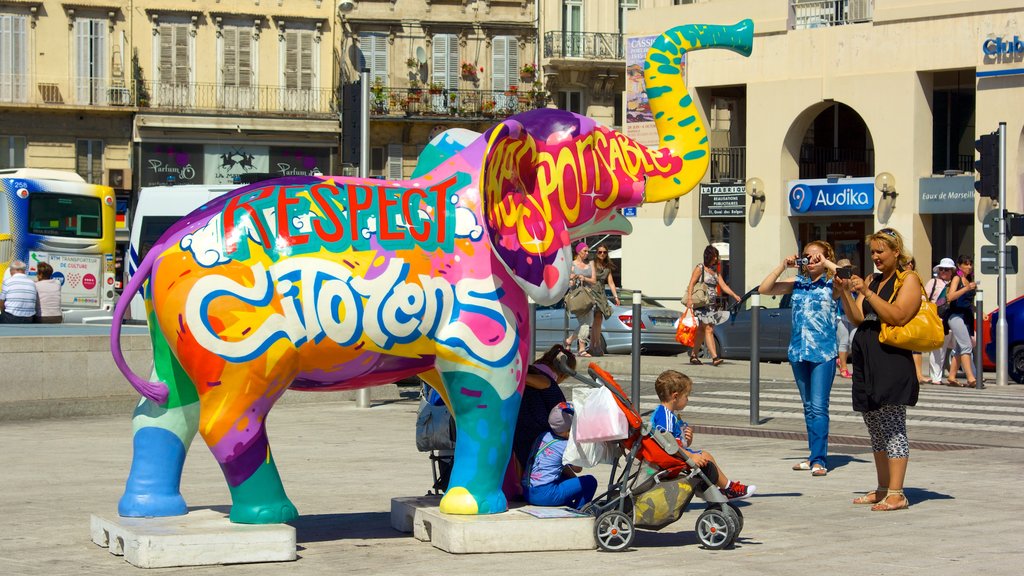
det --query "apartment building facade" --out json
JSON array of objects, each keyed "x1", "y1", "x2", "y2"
[{"x1": 625, "y1": 0, "x2": 1024, "y2": 301}]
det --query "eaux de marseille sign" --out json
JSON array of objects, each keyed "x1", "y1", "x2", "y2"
[{"x1": 787, "y1": 177, "x2": 875, "y2": 216}]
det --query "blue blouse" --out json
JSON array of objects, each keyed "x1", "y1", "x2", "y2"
[{"x1": 788, "y1": 274, "x2": 838, "y2": 363}]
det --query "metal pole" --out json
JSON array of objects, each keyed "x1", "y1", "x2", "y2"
[
  {"x1": 975, "y1": 289, "x2": 985, "y2": 390},
  {"x1": 996, "y1": 122, "x2": 1008, "y2": 387},
  {"x1": 749, "y1": 293, "x2": 761, "y2": 425},
  {"x1": 356, "y1": 68, "x2": 372, "y2": 409},
  {"x1": 631, "y1": 291, "x2": 642, "y2": 411},
  {"x1": 529, "y1": 297, "x2": 537, "y2": 359}
]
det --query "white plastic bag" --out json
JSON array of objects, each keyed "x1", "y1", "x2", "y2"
[
  {"x1": 574, "y1": 385, "x2": 628, "y2": 443},
  {"x1": 563, "y1": 425, "x2": 618, "y2": 468}
]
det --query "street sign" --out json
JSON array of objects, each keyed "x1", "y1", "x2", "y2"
[
  {"x1": 982, "y1": 210, "x2": 1002, "y2": 244},
  {"x1": 980, "y1": 244, "x2": 1018, "y2": 274},
  {"x1": 699, "y1": 183, "x2": 746, "y2": 218},
  {"x1": 622, "y1": 207, "x2": 637, "y2": 217}
]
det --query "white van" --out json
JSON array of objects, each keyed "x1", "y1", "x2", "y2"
[{"x1": 126, "y1": 184, "x2": 241, "y2": 321}]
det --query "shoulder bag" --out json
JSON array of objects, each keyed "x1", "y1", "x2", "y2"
[
  {"x1": 878, "y1": 270, "x2": 945, "y2": 352},
  {"x1": 685, "y1": 265, "x2": 711, "y2": 309},
  {"x1": 565, "y1": 284, "x2": 594, "y2": 317},
  {"x1": 927, "y1": 278, "x2": 950, "y2": 319}
]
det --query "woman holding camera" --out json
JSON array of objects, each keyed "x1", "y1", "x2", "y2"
[
  {"x1": 759, "y1": 241, "x2": 840, "y2": 476},
  {"x1": 838, "y1": 228, "x2": 920, "y2": 511}
]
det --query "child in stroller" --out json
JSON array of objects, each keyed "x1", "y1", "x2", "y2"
[
  {"x1": 556, "y1": 360, "x2": 751, "y2": 551},
  {"x1": 651, "y1": 370, "x2": 755, "y2": 501}
]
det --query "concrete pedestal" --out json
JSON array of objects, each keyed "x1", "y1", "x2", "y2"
[
  {"x1": 391, "y1": 496, "x2": 595, "y2": 554},
  {"x1": 90, "y1": 509, "x2": 296, "y2": 568}
]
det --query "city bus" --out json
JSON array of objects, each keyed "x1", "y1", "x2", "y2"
[{"x1": 0, "y1": 168, "x2": 117, "y2": 321}]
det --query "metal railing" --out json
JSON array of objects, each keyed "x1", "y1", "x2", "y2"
[
  {"x1": 798, "y1": 144, "x2": 874, "y2": 178},
  {"x1": 544, "y1": 31, "x2": 625, "y2": 60},
  {"x1": 369, "y1": 87, "x2": 547, "y2": 120},
  {"x1": 792, "y1": 0, "x2": 873, "y2": 29},
  {"x1": 710, "y1": 146, "x2": 746, "y2": 182},
  {"x1": 0, "y1": 74, "x2": 134, "y2": 107},
  {"x1": 139, "y1": 81, "x2": 337, "y2": 116}
]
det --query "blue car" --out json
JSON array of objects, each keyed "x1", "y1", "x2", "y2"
[{"x1": 985, "y1": 295, "x2": 1024, "y2": 384}]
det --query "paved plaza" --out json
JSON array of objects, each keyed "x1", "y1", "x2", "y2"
[{"x1": 2, "y1": 355, "x2": 1022, "y2": 575}]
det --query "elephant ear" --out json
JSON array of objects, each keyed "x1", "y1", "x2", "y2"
[{"x1": 480, "y1": 118, "x2": 573, "y2": 306}]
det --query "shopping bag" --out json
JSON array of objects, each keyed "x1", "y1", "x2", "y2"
[
  {"x1": 562, "y1": 425, "x2": 618, "y2": 468},
  {"x1": 675, "y1": 308, "x2": 698, "y2": 347},
  {"x1": 574, "y1": 385, "x2": 628, "y2": 442}
]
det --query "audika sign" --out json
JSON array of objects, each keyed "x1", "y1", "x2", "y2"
[{"x1": 788, "y1": 178, "x2": 875, "y2": 216}]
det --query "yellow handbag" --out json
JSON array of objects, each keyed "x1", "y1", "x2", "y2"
[{"x1": 878, "y1": 270, "x2": 945, "y2": 352}]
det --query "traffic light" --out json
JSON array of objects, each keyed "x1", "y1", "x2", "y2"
[{"x1": 974, "y1": 132, "x2": 999, "y2": 199}]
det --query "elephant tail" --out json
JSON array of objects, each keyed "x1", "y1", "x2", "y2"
[
  {"x1": 644, "y1": 20, "x2": 754, "y2": 203},
  {"x1": 110, "y1": 246, "x2": 170, "y2": 405}
]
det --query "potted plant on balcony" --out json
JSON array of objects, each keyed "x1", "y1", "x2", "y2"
[
  {"x1": 428, "y1": 81, "x2": 444, "y2": 95},
  {"x1": 406, "y1": 57, "x2": 419, "y2": 69},
  {"x1": 461, "y1": 62, "x2": 480, "y2": 81},
  {"x1": 520, "y1": 63, "x2": 536, "y2": 81},
  {"x1": 528, "y1": 81, "x2": 546, "y2": 107},
  {"x1": 371, "y1": 78, "x2": 387, "y2": 112},
  {"x1": 407, "y1": 79, "x2": 423, "y2": 102},
  {"x1": 481, "y1": 99, "x2": 496, "y2": 117}
]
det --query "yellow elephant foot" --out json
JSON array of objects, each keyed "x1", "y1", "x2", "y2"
[{"x1": 439, "y1": 487, "x2": 479, "y2": 515}]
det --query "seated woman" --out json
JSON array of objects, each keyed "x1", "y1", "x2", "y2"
[{"x1": 511, "y1": 346, "x2": 577, "y2": 481}]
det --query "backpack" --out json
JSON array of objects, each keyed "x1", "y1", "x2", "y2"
[{"x1": 928, "y1": 279, "x2": 949, "y2": 318}]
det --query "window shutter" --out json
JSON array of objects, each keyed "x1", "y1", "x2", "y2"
[
  {"x1": 238, "y1": 29, "x2": 252, "y2": 87},
  {"x1": 492, "y1": 37, "x2": 508, "y2": 92},
  {"x1": 432, "y1": 34, "x2": 459, "y2": 90},
  {"x1": 223, "y1": 27, "x2": 238, "y2": 84},
  {"x1": 358, "y1": 33, "x2": 388, "y2": 84},
  {"x1": 74, "y1": 20, "x2": 90, "y2": 103},
  {"x1": 285, "y1": 30, "x2": 298, "y2": 89},
  {"x1": 508, "y1": 40, "x2": 519, "y2": 89},
  {"x1": 158, "y1": 24, "x2": 173, "y2": 82},
  {"x1": 93, "y1": 20, "x2": 108, "y2": 103},
  {"x1": 1, "y1": 15, "x2": 27, "y2": 101},
  {"x1": 299, "y1": 30, "x2": 314, "y2": 90},
  {"x1": 387, "y1": 143, "x2": 403, "y2": 180},
  {"x1": 174, "y1": 25, "x2": 189, "y2": 84}
]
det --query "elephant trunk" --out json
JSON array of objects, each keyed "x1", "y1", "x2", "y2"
[{"x1": 644, "y1": 20, "x2": 754, "y2": 203}]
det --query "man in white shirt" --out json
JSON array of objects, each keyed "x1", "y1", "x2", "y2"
[{"x1": 0, "y1": 260, "x2": 39, "y2": 324}]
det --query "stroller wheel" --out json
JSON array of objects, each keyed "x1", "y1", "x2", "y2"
[
  {"x1": 594, "y1": 510, "x2": 635, "y2": 552},
  {"x1": 725, "y1": 503, "x2": 744, "y2": 540},
  {"x1": 695, "y1": 506, "x2": 737, "y2": 550}
]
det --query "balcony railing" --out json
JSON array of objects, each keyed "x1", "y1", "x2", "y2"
[
  {"x1": 792, "y1": 0, "x2": 873, "y2": 30},
  {"x1": 139, "y1": 81, "x2": 337, "y2": 116},
  {"x1": 710, "y1": 146, "x2": 746, "y2": 182},
  {"x1": 544, "y1": 31, "x2": 625, "y2": 60},
  {"x1": 0, "y1": 75, "x2": 339, "y2": 116},
  {"x1": 799, "y1": 144, "x2": 874, "y2": 179},
  {"x1": 369, "y1": 87, "x2": 547, "y2": 120}
]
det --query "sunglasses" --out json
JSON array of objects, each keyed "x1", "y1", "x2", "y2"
[
  {"x1": 879, "y1": 228, "x2": 897, "y2": 238},
  {"x1": 597, "y1": 250, "x2": 608, "y2": 254}
]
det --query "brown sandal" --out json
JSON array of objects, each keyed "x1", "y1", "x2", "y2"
[
  {"x1": 871, "y1": 489, "x2": 909, "y2": 511},
  {"x1": 853, "y1": 488, "x2": 886, "y2": 505},
  {"x1": 689, "y1": 354, "x2": 703, "y2": 365}
]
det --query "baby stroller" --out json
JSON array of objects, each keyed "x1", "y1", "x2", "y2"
[
  {"x1": 558, "y1": 360, "x2": 746, "y2": 551},
  {"x1": 414, "y1": 383, "x2": 456, "y2": 495}
]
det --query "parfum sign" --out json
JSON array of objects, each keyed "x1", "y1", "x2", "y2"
[
  {"x1": 269, "y1": 147, "x2": 331, "y2": 177},
  {"x1": 140, "y1": 144, "x2": 204, "y2": 186}
]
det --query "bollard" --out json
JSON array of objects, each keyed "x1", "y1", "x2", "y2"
[
  {"x1": 975, "y1": 290, "x2": 985, "y2": 390},
  {"x1": 750, "y1": 293, "x2": 761, "y2": 425},
  {"x1": 631, "y1": 291, "x2": 642, "y2": 411},
  {"x1": 528, "y1": 297, "x2": 537, "y2": 358}
]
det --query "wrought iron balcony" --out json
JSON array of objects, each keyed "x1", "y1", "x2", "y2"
[
  {"x1": 0, "y1": 74, "x2": 134, "y2": 107},
  {"x1": 799, "y1": 144, "x2": 875, "y2": 178},
  {"x1": 368, "y1": 86, "x2": 547, "y2": 120},
  {"x1": 543, "y1": 31, "x2": 625, "y2": 61},
  {"x1": 791, "y1": 0, "x2": 873, "y2": 30},
  {"x1": 138, "y1": 81, "x2": 338, "y2": 117}
]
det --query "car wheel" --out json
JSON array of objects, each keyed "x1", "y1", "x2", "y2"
[{"x1": 1011, "y1": 344, "x2": 1024, "y2": 384}]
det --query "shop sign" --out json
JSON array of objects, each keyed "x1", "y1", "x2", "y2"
[
  {"x1": 269, "y1": 147, "x2": 330, "y2": 177},
  {"x1": 699, "y1": 183, "x2": 746, "y2": 218},
  {"x1": 205, "y1": 144, "x2": 270, "y2": 185},
  {"x1": 787, "y1": 178, "x2": 874, "y2": 215},
  {"x1": 979, "y1": 34, "x2": 1024, "y2": 77},
  {"x1": 140, "y1": 144, "x2": 204, "y2": 187},
  {"x1": 919, "y1": 176, "x2": 974, "y2": 214}
]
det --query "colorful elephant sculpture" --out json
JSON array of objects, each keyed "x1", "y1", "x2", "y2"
[{"x1": 110, "y1": 20, "x2": 753, "y2": 524}]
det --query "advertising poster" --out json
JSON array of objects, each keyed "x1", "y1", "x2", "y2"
[
  {"x1": 625, "y1": 35, "x2": 684, "y2": 148},
  {"x1": 140, "y1": 144, "x2": 204, "y2": 187},
  {"x1": 205, "y1": 145, "x2": 270, "y2": 185},
  {"x1": 29, "y1": 252, "x2": 102, "y2": 307}
]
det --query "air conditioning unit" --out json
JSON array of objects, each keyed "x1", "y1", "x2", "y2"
[{"x1": 108, "y1": 168, "x2": 131, "y2": 189}]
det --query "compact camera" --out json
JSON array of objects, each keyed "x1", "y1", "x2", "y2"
[
  {"x1": 794, "y1": 257, "x2": 810, "y2": 267},
  {"x1": 836, "y1": 267, "x2": 853, "y2": 279}
]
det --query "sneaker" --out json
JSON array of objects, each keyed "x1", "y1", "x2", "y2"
[{"x1": 722, "y1": 481, "x2": 756, "y2": 500}]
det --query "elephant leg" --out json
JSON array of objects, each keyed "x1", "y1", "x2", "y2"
[
  {"x1": 119, "y1": 330, "x2": 200, "y2": 517},
  {"x1": 436, "y1": 359, "x2": 524, "y2": 515},
  {"x1": 198, "y1": 367, "x2": 299, "y2": 524}
]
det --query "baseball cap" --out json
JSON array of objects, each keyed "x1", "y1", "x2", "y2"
[
  {"x1": 548, "y1": 402, "x2": 575, "y2": 435},
  {"x1": 933, "y1": 257, "x2": 956, "y2": 273}
]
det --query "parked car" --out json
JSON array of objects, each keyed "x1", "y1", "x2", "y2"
[
  {"x1": 534, "y1": 288, "x2": 685, "y2": 355},
  {"x1": 712, "y1": 288, "x2": 794, "y2": 363},
  {"x1": 983, "y1": 295, "x2": 1024, "y2": 383}
]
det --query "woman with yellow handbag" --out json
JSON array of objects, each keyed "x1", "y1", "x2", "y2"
[{"x1": 838, "y1": 228, "x2": 921, "y2": 512}]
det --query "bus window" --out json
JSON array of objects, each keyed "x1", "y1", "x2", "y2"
[
  {"x1": 139, "y1": 216, "x2": 183, "y2": 261},
  {"x1": 28, "y1": 193, "x2": 103, "y2": 239}
]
